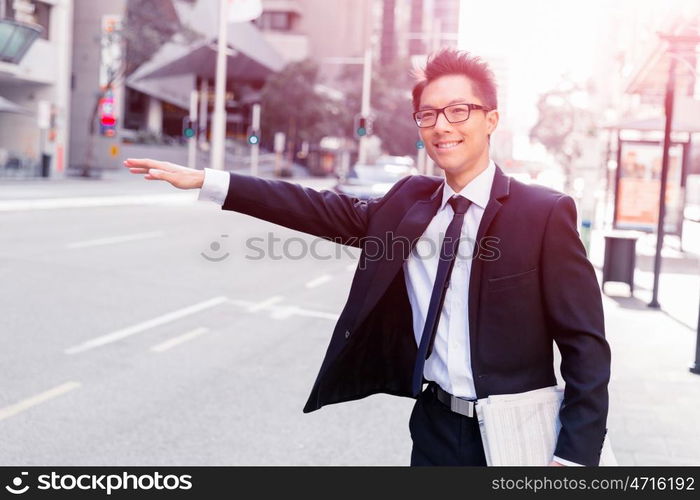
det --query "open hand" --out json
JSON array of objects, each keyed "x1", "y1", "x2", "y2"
[{"x1": 123, "y1": 158, "x2": 204, "y2": 190}]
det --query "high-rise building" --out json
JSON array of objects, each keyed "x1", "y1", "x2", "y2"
[
  {"x1": 0, "y1": 0, "x2": 73, "y2": 178},
  {"x1": 380, "y1": 0, "x2": 461, "y2": 65}
]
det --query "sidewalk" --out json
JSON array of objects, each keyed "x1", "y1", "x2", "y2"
[
  {"x1": 588, "y1": 229, "x2": 700, "y2": 465},
  {"x1": 0, "y1": 144, "x2": 335, "y2": 211}
]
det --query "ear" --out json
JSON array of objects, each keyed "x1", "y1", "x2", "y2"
[{"x1": 487, "y1": 109, "x2": 499, "y2": 136}]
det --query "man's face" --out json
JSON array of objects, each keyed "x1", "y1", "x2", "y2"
[{"x1": 417, "y1": 74, "x2": 498, "y2": 177}]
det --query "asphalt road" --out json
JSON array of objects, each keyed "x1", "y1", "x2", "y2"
[{"x1": 0, "y1": 185, "x2": 415, "y2": 465}]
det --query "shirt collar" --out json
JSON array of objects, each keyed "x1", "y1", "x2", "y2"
[{"x1": 439, "y1": 159, "x2": 496, "y2": 212}]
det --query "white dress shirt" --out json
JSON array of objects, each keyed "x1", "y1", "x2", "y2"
[
  {"x1": 197, "y1": 163, "x2": 581, "y2": 467},
  {"x1": 403, "y1": 160, "x2": 495, "y2": 400}
]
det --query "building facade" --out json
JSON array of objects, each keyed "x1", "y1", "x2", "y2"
[{"x1": 0, "y1": 0, "x2": 73, "y2": 177}]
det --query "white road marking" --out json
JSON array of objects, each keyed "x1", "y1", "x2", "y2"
[
  {"x1": 0, "y1": 193, "x2": 197, "y2": 212},
  {"x1": 64, "y1": 296, "x2": 229, "y2": 354},
  {"x1": 150, "y1": 327, "x2": 209, "y2": 352},
  {"x1": 305, "y1": 274, "x2": 332, "y2": 288},
  {"x1": 346, "y1": 263, "x2": 356, "y2": 271},
  {"x1": 0, "y1": 381, "x2": 81, "y2": 421},
  {"x1": 246, "y1": 295, "x2": 284, "y2": 312},
  {"x1": 66, "y1": 231, "x2": 164, "y2": 249},
  {"x1": 227, "y1": 298, "x2": 338, "y2": 321},
  {"x1": 287, "y1": 307, "x2": 338, "y2": 321},
  {"x1": 270, "y1": 306, "x2": 298, "y2": 319}
]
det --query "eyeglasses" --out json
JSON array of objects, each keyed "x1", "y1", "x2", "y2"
[{"x1": 413, "y1": 103, "x2": 491, "y2": 128}]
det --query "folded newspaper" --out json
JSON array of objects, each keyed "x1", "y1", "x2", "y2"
[{"x1": 475, "y1": 385, "x2": 617, "y2": 466}]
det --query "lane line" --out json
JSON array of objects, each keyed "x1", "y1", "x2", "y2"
[
  {"x1": 66, "y1": 231, "x2": 165, "y2": 249},
  {"x1": 270, "y1": 306, "x2": 298, "y2": 319},
  {"x1": 64, "y1": 296, "x2": 229, "y2": 354},
  {"x1": 246, "y1": 295, "x2": 284, "y2": 312},
  {"x1": 305, "y1": 274, "x2": 332, "y2": 288},
  {"x1": 150, "y1": 327, "x2": 209, "y2": 352},
  {"x1": 227, "y1": 297, "x2": 338, "y2": 321},
  {"x1": 0, "y1": 193, "x2": 196, "y2": 212},
  {"x1": 0, "y1": 381, "x2": 81, "y2": 421},
  {"x1": 286, "y1": 307, "x2": 338, "y2": 321}
]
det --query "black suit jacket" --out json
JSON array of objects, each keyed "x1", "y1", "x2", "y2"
[{"x1": 220, "y1": 164, "x2": 611, "y2": 466}]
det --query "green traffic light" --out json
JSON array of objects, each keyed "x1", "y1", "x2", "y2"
[
  {"x1": 248, "y1": 135, "x2": 259, "y2": 145},
  {"x1": 357, "y1": 127, "x2": 367, "y2": 137},
  {"x1": 184, "y1": 128, "x2": 195, "y2": 138}
]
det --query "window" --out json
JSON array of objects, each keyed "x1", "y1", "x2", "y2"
[
  {"x1": 3, "y1": 1, "x2": 51, "y2": 40},
  {"x1": 32, "y1": 0, "x2": 50, "y2": 40},
  {"x1": 255, "y1": 11, "x2": 291, "y2": 31}
]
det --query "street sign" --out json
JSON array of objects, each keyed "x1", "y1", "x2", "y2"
[{"x1": 37, "y1": 100, "x2": 51, "y2": 129}]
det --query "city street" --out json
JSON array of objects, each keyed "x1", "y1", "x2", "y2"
[
  {"x1": 1, "y1": 171, "x2": 699, "y2": 465},
  {"x1": 0, "y1": 172, "x2": 414, "y2": 465}
]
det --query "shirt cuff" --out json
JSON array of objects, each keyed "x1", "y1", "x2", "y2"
[
  {"x1": 552, "y1": 455, "x2": 584, "y2": 467},
  {"x1": 197, "y1": 168, "x2": 230, "y2": 205}
]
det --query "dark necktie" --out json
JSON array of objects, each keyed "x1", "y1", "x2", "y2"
[{"x1": 411, "y1": 194, "x2": 472, "y2": 396}]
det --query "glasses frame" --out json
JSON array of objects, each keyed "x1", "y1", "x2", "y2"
[{"x1": 413, "y1": 103, "x2": 492, "y2": 128}]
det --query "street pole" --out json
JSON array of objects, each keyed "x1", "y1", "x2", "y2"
[
  {"x1": 250, "y1": 103, "x2": 260, "y2": 176},
  {"x1": 691, "y1": 288, "x2": 700, "y2": 374},
  {"x1": 187, "y1": 89, "x2": 198, "y2": 169},
  {"x1": 357, "y1": 38, "x2": 373, "y2": 165},
  {"x1": 198, "y1": 78, "x2": 209, "y2": 151},
  {"x1": 648, "y1": 50, "x2": 676, "y2": 308},
  {"x1": 210, "y1": 0, "x2": 229, "y2": 171}
]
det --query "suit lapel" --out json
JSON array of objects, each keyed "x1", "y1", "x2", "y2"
[
  {"x1": 352, "y1": 179, "x2": 443, "y2": 329},
  {"x1": 351, "y1": 165, "x2": 510, "y2": 335},
  {"x1": 468, "y1": 165, "x2": 511, "y2": 343}
]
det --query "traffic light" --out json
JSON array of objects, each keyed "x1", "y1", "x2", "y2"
[
  {"x1": 247, "y1": 128, "x2": 260, "y2": 145},
  {"x1": 354, "y1": 115, "x2": 373, "y2": 138},
  {"x1": 182, "y1": 117, "x2": 196, "y2": 139},
  {"x1": 356, "y1": 117, "x2": 367, "y2": 137}
]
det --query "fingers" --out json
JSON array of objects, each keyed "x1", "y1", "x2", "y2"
[{"x1": 123, "y1": 158, "x2": 168, "y2": 170}]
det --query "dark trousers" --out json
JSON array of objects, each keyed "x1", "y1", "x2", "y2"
[{"x1": 409, "y1": 383, "x2": 487, "y2": 466}]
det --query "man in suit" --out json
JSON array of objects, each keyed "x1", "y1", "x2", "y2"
[{"x1": 124, "y1": 48, "x2": 610, "y2": 467}]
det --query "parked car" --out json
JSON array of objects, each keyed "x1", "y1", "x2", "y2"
[
  {"x1": 333, "y1": 162, "x2": 417, "y2": 200},
  {"x1": 375, "y1": 155, "x2": 416, "y2": 169}
]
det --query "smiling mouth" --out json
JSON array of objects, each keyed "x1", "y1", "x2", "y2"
[{"x1": 434, "y1": 140, "x2": 463, "y2": 150}]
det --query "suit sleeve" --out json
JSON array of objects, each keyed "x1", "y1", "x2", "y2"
[
  {"x1": 220, "y1": 171, "x2": 411, "y2": 247},
  {"x1": 541, "y1": 195, "x2": 611, "y2": 466}
]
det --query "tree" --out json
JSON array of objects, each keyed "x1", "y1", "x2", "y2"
[
  {"x1": 338, "y1": 57, "x2": 419, "y2": 157},
  {"x1": 259, "y1": 59, "x2": 345, "y2": 153},
  {"x1": 529, "y1": 82, "x2": 598, "y2": 193}
]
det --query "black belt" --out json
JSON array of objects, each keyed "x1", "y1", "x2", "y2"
[{"x1": 428, "y1": 382, "x2": 478, "y2": 418}]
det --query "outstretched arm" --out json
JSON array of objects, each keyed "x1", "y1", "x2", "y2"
[{"x1": 123, "y1": 158, "x2": 410, "y2": 247}]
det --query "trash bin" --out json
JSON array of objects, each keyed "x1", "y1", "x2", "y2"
[
  {"x1": 41, "y1": 153, "x2": 51, "y2": 178},
  {"x1": 602, "y1": 231, "x2": 641, "y2": 295}
]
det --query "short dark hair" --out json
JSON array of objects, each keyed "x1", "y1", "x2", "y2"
[{"x1": 411, "y1": 48, "x2": 498, "y2": 112}]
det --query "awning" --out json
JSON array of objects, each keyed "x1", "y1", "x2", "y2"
[
  {"x1": 262, "y1": 0, "x2": 303, "y2": 16},
  {"x1": 604, "y1": 97, "x2": 700, "y2": 134},
  {"x1": 625, "y1": 16, "x2": 699, "y2": 95},
  {"x1": 0, "y1": 95, "x2": 31, "y2": 114},
  {"x1": 128, "y1": 0, "x2": 284, "y2": 84}
]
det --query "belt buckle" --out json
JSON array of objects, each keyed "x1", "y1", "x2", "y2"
[{"x1": 450, "y1": 396, "x2": 475, "y2": 418}]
